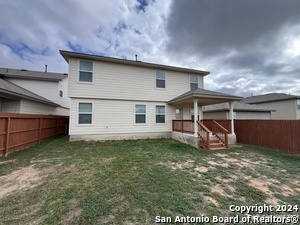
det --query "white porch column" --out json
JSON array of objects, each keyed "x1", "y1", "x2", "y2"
[
  {"x1": 194, "y1": 99, "x2": 198, "y2": 137},
  {"x1": 229, "y1": 101, "x2": 235, "y2": 135},
  {"x1": 199, "y1": 105, "x2": 203, "y2": 121}
]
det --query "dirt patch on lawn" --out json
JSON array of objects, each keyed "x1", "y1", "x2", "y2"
[
  {"x1": 0, "y1": 165, "x2": 43, "y2": 200},
  {"x1": 158, "y1": 160, "x2": 195, "y2": 170}
]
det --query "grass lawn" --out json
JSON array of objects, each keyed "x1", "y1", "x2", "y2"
[{"x1": 0, "y1": 136, "x2": 299, "y2": 225}]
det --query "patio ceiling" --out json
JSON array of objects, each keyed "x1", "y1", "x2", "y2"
[{"x1": 168, "y1": 88, "x2": 243, "y2": 106}]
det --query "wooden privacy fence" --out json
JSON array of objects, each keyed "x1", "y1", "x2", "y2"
[
  {"x1": 234, "y1": 120, "x2": 300, "y2": 154},
  {"x1": 0, "y1": 113, "x2": 69, "y2": 156}
]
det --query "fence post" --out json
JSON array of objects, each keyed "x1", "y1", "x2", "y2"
[
  {"x1": 4, "y1": 116, "x2": 11, "y2": 155},
  {"x1": 38, "y1": 117, "x2": 42, "y2": 144}
]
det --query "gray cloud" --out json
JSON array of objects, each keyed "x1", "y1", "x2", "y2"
[{"x1": 166, "y1": 0, "x2": 300, "y2": 95}]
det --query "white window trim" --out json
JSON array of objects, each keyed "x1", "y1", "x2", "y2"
[
  {"x1": 189, "y1": 74, "x2": 198, "y2": 91},
  {"x1": 155, "y1": 104, "x2": 166, "y2": 124},
  {"x1": 78, "y1": 60, "x2": 94, "y2": 84},
  {"x1": 134, "y1": 103, "x2": 147, "y2": 125},
  {"x1": 154, "y1": 70, "x2": 167, "y2": 90},
  {"x1": 77, "y1": 101, "x2": 94, "y2": 126}
]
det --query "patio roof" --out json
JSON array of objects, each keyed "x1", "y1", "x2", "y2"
[{"x1": 168, "y1": 88, "x2": 243, "y2": 106}]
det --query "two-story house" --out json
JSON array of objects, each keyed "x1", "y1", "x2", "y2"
[
  {"x1": 0, "y1": 68, "x2": 69, "y2": 116},
  {"x1": 60, "y1": 50, "x2": 242, "y2": 149},
  {"x1": 244, "y1": 93, "x2": 300, "y2": 120}
]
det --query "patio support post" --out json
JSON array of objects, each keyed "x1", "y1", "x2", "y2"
[
  {"x1": 199, "y1": 105, "x2": 203, "y2": 121},
  {"x1": 229, "y1": 101, "x2": 235, "y2": 134},
  {"x1": 194, "y1": 99, "x2": 198, "y2": 137}
]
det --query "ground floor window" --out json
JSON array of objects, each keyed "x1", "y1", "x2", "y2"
[
  {"x1": 175, "y1": 108, "x2": 182, "y2": 119},
  {"x1": 190, "y1": 107, "x2": 199, "y2": 120},
  {"x1": 78, "y1": 102, "x2": 93, "y2": 124},
  {"x1": 156, "y1": 105, "x2": 165, "y2": 123},
  {"x1": 135, "y1": 104, "x2": 146, "y2": 124}
]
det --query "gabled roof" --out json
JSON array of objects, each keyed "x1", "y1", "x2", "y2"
[
  {"x1": 168, "y1": 88, "x2": 243, "y2": 105},
  {"x1": 244, "y1": 93, "x2": 300, "y2": 104},
  {"x1": 0, "y1": 67, "x2": 67, "y2": 81},
  {"x1": 0, "y1": 78, "x2": 59, "y2": 106},
  {"x1": 203, "y1": 101, "x2": 273, "y2": 112},
  {"x1": 60, "y1": 50, "x2": 210, "y2": 76}
]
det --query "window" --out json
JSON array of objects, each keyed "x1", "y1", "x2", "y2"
[
  {"x1": 156, "y1": 70, "x2": 165, "y2": 88},
  {"x1": 156, "y1": 105, "x2": 165, "y2": 123},
  {"x1": 135, "y1": 104, "x2": 146, "y2": 124},
  {"x1": 79, "y1": 60, "x2": 93, "y2": 82},
  {"x1": 190, "y1": 107, "x2": 199, "y2": 120},
  {"x1": 190, "y1": 75, "x2": 198, "y2": 91},
  {"x1": 78, "y1": 103, "x2": 92, "y2": 124},
  {"x1": 175, "y1": 108, "x2": 182, "y2": 119},
  {"x1": 59, "y1": 83, "x2": 63, "y2": 97},
  {"x1": 297, "y1": 99, "x2": 300, "y2": 110}
]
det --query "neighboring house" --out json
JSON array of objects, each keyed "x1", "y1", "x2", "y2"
[
  {"x1": 203, "y1": 101, "x2": 272, "y2": 120},
  {"x1": 0, "y1": 68, "x2": 69, "y2": 116},
  {"x1": 60, "y1": 50, "x2": 243, "y2": 148},
  {"x1": 243, "y1": 93, "x2": 300, "y2": 120}
]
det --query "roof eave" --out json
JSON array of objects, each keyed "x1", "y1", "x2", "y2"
[{"x1": 59, "y1": 50, "x2": 210, "y2": 76}]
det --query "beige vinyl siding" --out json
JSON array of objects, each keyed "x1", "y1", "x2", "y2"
[
  {"x1": 235, "y1": 111, "x2": 271, "y2": 119},
  {"x1": 7, "y1": 77, "x2": 70, "y2": 109},
  {"x1": 204, "y1": 111, "x2": 227, "y2": 119},
  {"x1": 20, "y1": 99, "x2": 57, "y2": 114},
  {"x1": 68, "y1": 58, "x2": 204, "y2": 102},
  {"x1": 69, "y1": 98, "x2": 174, "y2": 136},
  {"x1": 254, "y1": 100, "x2": 296, "y2": 119}
]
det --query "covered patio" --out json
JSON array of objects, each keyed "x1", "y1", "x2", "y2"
[{"x1": 168, "y1": 88, "x2": 242, "y2": 150}]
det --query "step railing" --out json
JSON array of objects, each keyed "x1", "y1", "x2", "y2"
[
  {"x1": 212, "y1": 120, "x2": 229, "y2": 148},
  {"x1": 197, "y1": 121, "x2": 212, "y2": 149}
]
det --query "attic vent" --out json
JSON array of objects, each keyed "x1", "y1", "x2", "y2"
[
  {"x1": 21, "y1": 69, "x2": 28, "y2": 71},
  {"x1": 63, "y1": 73, "x2": 68, "y2": 75}
]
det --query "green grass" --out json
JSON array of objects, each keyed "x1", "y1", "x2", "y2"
[{"x1": 0, "y1": 136, "x2": 299, "y2": 225}]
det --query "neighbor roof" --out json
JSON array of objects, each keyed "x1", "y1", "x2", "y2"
[
  {"x1": 0, "y1": 67, "x2": 67, "y2": 81},
  {"x1": 0, "y1": 78, "x2": 59, "y2": 106},
  {"x1": 244, "y1": 93, "x2": 300, "y2": 104},
  {"x1": 203, "y1": 101, "x2": 273, "y2": 112},
  {"x1": 168, "y1": 88, "x2": 243, "y2": 105},
  {"x1": 60, "y1": 50, "x2": 210, "y2": 76}
]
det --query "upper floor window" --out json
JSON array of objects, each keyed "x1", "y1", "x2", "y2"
[
  {"x1": 190, "y1": 75, "x2": 198, "y2": 91},
  {"x1": 135, "y1": 104, "x2": 146, "y2": 124},
  {"x1": 78, "y1": 102, "x2": 93, "y2": 124},
  {"x1": 156, "y1": 70, "x2": 166, "y2": 88},
  {"x1": 297, "y1": 99, "x2": 300, "y2": 110},
  {"x1": 79, "y1": 60, "x2": 93, "y2": 82},
  {"x1": 156, "y1": 105, "x2": 166, "y2": 123}
]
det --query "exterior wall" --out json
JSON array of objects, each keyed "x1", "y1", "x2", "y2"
[
  {"x1": 19, "y1": 99, "x2": 68, "y2": 115},
  {"x1": 235, "y1": 111, "x2": 271, "y2": 120},
  {"x1": 203, "y1": 111, "x2": 227, "y2": 119},
  {"x1": 1, "y1": 99, "x2": 20, "y2": 113},
  {"x1": 254, "y1": 100, "x2": 296, "y2": 120},
  {"x1": 69, "y1": 98, "x2": 175, "y2": 139},
  {"x1": 204, "y1": 110, "x2": 271, "y2": 120},
  {"x1": 6, "y1": 77, "x2": 70, "y2": 109},
  {"x1": 68, "y1": 58, "x2": 204, "y2": 102}
]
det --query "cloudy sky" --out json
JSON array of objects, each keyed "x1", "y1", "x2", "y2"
[{"x1": 0, "y1": 0, "x2": 300, "y2": 96}]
